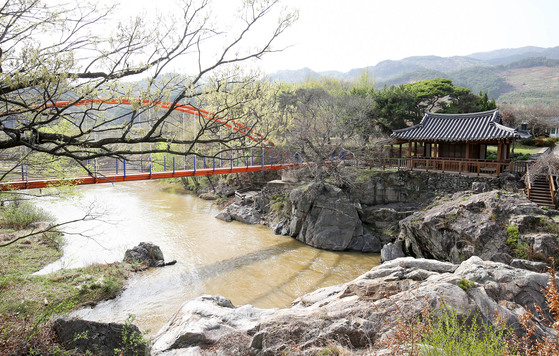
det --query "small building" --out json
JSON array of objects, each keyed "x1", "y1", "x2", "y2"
[
  {"x1": 544, "y1": 117, "x2": 559, "y2": 138},
  {"x1": 389, "y1": 109, "x2": 527, "y2": 175}
]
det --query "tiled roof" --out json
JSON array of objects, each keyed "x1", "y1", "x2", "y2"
[{"x1": 391, "y1": 110, "x2": 518, "y2": 142}]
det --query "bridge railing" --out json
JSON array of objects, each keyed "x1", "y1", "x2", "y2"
[{"x1": 0, "y1": 148, "x2": 305, "y2": 184}]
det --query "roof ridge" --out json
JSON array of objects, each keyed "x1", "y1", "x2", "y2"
[{"x1": 424, "y1": 109, "x2": 499, "y2": 119}]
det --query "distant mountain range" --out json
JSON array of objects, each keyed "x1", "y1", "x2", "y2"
[{"x1": 268, "y1": 46, "x2": 559, "y2": 106}]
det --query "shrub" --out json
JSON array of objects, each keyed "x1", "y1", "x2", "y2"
[
  {"x1": 113, "y1": 315, "x2": 149, "y2": 356},
  {"x1": 0, "y1": 199, "x2": 54, "y2": 229},
  {"x1": 506, "y1": 225, "x2": 520, "y2": 246},
  {"x1": 535, "y1": 136, "x2": 558, "y2": 147},
  {"x1": 524, "y1": 136, "x2": 558, "y2": 147},
  {"x1": 459, "y1": 279, "x2": 475, "y2": 291},
  {"x1": 420, "y1": 307, "x2": 510, "y2": 356}
]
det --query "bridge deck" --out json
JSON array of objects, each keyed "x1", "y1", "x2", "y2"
[{"x1": 0, "y1": 163, "x2": 296, "y2": 191}]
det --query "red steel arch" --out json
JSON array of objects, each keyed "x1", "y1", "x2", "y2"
[{"x1": 44, "y1": 98, "x2": 275, "y2": 147}]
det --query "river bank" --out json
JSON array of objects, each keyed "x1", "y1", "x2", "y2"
[{"x1": 0, "y1": 228, "x2": 134, "y2": 354}]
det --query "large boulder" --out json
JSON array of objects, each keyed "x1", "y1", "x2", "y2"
[
  {"x1": 151, "y1": 295, "x2": 276, "y2": 355},
  {"x1": 398, "y1": 190, "x2": 556, "y2": 265},
  {"x1": 123, "y1": 242, "x2": 167, "y2": 268},
  {"x1": 150, "y1": 257, "x2": 557, "y2": 355},
  {"x1": 53, "y1": 317, "x2": 147, "y2": 355},
  {"x1": 216, "y1": 203, "x2": 262, "y2": 225},
  {"x1": 288, "y1": 182, "x2": 381, "y2": 252}
]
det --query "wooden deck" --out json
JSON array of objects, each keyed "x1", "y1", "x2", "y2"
[{"x1": 366, "y1": 157, "x2": 532, "y2": 177}]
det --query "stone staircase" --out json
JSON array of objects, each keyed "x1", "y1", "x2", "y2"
[{"x1": 528, "y1": 174, "x2": 555, "y2": 208}]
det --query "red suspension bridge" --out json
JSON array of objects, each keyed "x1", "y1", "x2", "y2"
[
  {"x1": 0, "y1": 159, "x2": 299, "y2": 191},
  {"x1": 0, "y1": 98, "x2": 302, "y2": 191}
]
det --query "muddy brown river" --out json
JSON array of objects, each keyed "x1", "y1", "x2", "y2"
[{"x1": 37, "y1": 181, "x2": 380, "y2": 335}]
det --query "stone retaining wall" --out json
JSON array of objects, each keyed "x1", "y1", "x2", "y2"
[{"x1": 350, "y1": 170, "x2": 523, "y2": 205}]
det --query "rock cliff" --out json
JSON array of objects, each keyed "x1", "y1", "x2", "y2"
[
  {"x1": 216, "y1": 171, "x2": 530, "y2": 254},
  {"x1": 397, "y1": 190, "x2": 558, "y2": 266},
  {"x1": 287, "y1": 182, "x2": 382, "y2": 252}
]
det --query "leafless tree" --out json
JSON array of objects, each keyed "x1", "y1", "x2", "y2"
[
  {"x1": 279, "y1": 86, "x2": 371, "y2": 185},
  {"x1": 500, "y1": 104, "x2": 559, "y2": 136},
  {"x1": 0, "y1": 0, "x2": 297, "y2": 177}
]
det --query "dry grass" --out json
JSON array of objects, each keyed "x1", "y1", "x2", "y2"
[{"x1": 384, "y1": 264, "x2": 559, "y2": 355}]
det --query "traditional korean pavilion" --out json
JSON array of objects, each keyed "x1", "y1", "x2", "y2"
[{"x1": 389, "y1": 109, "x2": 526, "y2": 175}]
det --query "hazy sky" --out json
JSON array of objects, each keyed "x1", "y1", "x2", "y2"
[{"x1": 117, "y1": 0, "x2": 559, "y2": 74}]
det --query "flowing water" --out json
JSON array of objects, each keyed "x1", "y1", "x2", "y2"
[{"x1": 37, "y1": 181, "x2": 380, "y2": 335}]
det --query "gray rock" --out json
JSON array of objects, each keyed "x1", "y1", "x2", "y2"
[
  {"x1": 471, "y1": 181, "x2": 490, "y2": 193},
  {"x1": 151, "y1": 257, "x2": 557, "y2": 355},
  {"x1": 271, "y1": 219, "x2": 289, "y2": 236},
  {"x1": 215, "y1": 210, "x2": 232, "y2": 222},
  {"x1": 151, "y1": 295, "x2": 276, "y2": 355},
  {"x1": 215, "y1": 204, "x2": 261, "y2": 225},
  {"x1": 123, "y1": 242, "x2": 166, "y2": 268},
  {"x1": 380, "y1": 240, "x2": 405, "y2": 262},
  {"x1": 53, "y1": 317, "x2": 147, "y2": 355},
  {"x1": 348, "y1": 229, "x2": 382, "y2": 252},
  {"x1": 398, "y1": 190, "x2": 553, "y2": 264},
  {"x1": 287, "y1": 182, "x2": 380, "y2": 252},
  {"x1": 532, "y1": 233, "x2": 559, "y2": 258},
  {"x1": 510, "y1": 258, "x2": 548, "y2": 273},
  {"x1": 360, "y1": 205, "x2": 415, "y2": 243}
]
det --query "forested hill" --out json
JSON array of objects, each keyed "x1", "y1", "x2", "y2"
[{"x1": 268, "y1": 46, "x2": 559, "y2": 106}]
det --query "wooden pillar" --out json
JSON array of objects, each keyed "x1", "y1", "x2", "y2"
[
  {"x1": 399, "y1": 143, "x2": 402, "y2": 158},
  {"x1": 414, "y1": 142, "x2": 418, "y2": 157},
  {"x1": 407, "y1": 141, "x2": 412, "y2": 158},
  {"x1": 465, "y1": 143, "x2": 471, "y2": 173},
  {"x1": 497, "y1": 141, "x2": 504, "y2": 161},
  {"x1": 496, "y1": 141, "x2": 505, "y2": 175}
]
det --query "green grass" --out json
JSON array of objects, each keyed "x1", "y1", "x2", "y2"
[
  {"x1": 512, "y1": 144, "x2": 544, "y2": 155},
  {"x1": 0, "y1": 234, "x2": 131, "y2": 318},
  {"x1": 459, "y1": 279, "x2": 475, "y2": 291},
  {"x1": 0, "y1": 231, "x2": 133, "y2": 354},
  {"x1": 485, "y1": 144, "x2": 541, "y2": 161}
]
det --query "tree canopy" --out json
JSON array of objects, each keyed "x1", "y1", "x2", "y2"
[{"x1": 355, "y1": 78, "x2": 498, "y2": 137}]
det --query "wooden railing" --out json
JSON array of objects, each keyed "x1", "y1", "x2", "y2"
[
  {"x1": 526, "y1": 166, "x2": 532, "y2": 198},
  {"x1": 549, "y1": 171, "x2": 556, "y2": 205},
  {"x1": 361, "y1": 157, "x2": 533, "y2": 177}
]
